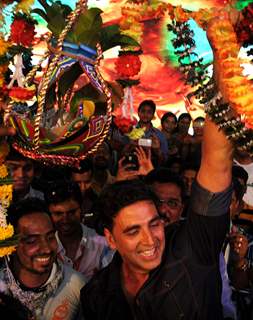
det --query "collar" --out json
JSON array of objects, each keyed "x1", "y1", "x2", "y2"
[{"x1": 56, "y1": 223, "x2": 95, "y2": 258}]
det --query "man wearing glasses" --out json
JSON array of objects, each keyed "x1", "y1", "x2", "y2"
[{"x1": 145, "y1": 167, "x2": 185, "y2": 225}]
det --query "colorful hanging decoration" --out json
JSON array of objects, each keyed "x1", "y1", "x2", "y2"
[
  {"x1": 115, "y1": 53, "x2": 142, "y2": 79},
  {"x1": 114, "y1": 49, "x2": 142, "y2": 137},
  {"x1": 3, "y1": 0, "x2": 140, "y2": 167},
  {"x1": 167, "y1": 2, "x2": 253, "y2": 154},
  {"x1": 10, "y1": 14, "x2": 36, "y2": 47}
]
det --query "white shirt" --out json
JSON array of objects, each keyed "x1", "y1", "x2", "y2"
[{"x1": 56, "y1": 223, "x2": 114, "y2": 281}]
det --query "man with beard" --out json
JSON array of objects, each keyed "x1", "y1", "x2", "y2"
[
  {"x1": 80, "y1": 117, "x2": 233, "y2": 319},
  {"x1": 0, "y1": 198, "x2": 85, "y2": 320}
]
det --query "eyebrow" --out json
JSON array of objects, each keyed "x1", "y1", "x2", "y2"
[
  {"x1": 159, "y1": 197, "x2": 181, "y2": 202},
  {"x1": 21, "y1": 229, "x2": 55, "y2": 238},
  {"x1": 122, "y1": 216, "x2": 161, "y2": 234}
]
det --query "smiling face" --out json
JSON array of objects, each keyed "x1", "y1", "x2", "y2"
[
  {"x1": 49, "y1": 198, "x2": 81, "y2": 237},
  {"x1": 16, "y1": 212, "x2": 57, "y2": 276},
  {"x1": 104, "y1": 200, "x2": 165, "y2": 275}
]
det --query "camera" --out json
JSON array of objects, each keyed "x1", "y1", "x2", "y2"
[
  {"x1": 138, "y1": 138, "x2": 152, "y2": 148},
  {"x1": 122, "y1": 153, "x2": 139, "y2": 171}
]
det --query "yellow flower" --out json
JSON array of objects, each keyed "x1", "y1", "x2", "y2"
[
  {"x1": 126, "y1": 127, "x2": 145, "y2": 140},
  {"x1": 0, "y1": 75, "x2": 4, "y2": 88},
  {"x1": 16, "y1": 0, "x2": 34, "y2": 13},
  {"x1": 0, "y1": 224, "x2": 14, "y2": 241},
  {"x1": 0, "y1": 184, "x2": 13, "y2": 205},
  {"x1": 0, "y1": 245, "x2": 16, "y2": 257},
  {"x1": 0, "y1": 37, "x2": 9, "y2": 56},
  {"x1": 0, "y1": 164, "x2": 8, "y2": 179}
]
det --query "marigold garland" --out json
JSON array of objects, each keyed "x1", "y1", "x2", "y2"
[
  {"x1": 0, "y1": 37, "x2": 9, "y2": 56},
  {"x1": 0, "y1": 164, "x2": 8, "y2": 179},
  {"x1": 0, "y1": 224, "x2": 14, "y2": 241},
  {"x1": 207, "y1": 15, "x2": 253, "y2": 127}
]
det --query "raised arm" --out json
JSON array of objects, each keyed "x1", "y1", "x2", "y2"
[{"x1": 197, "y1": 117, "x2": 233, "y2": 192}]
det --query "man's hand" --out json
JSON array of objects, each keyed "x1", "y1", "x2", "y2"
[
  {"x1": 135, "y1": 147, "x2": 153, "y2": 176},
  {"x1": 115, "y1": 157, "x2": 139, "y2": 182},
  {"x1": 229, "y1": 231, "x2": 248, "y2": 261}
]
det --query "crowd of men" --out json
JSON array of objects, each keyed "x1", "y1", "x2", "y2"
[{"x1": 0, "y1": 98, "x2": 252, "y2": 320}]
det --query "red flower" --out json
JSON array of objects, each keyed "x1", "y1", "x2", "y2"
[
  {"x1": 9, "y1": 86, "x2": 36, "y2": 102},
  {"x1": 113, "y1": 116, "x2": 137, "y2": 134},
  {"x1": 115, "y1": 54, "x2": 141, "y2": 79},
  {"x1": 10, "y1": 18, "x2": 35, "y2": 47}
]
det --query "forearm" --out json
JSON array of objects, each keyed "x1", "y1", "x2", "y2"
[{"x1": 197, "y1": 117, "x2": 233, "y2": 192}]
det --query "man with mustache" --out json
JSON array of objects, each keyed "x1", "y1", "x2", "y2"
[
  {"x1": 81, "y1": 117, "x2": 233, "y2": 319},
  {"x1": 0, "y1": 198, "x2": 85, "y2": 320}
]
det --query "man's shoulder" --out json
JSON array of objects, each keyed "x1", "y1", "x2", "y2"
[
  {"x1": 63, "y1": 264, "x2": 86, "y2": 285},
  {"x1": 81, "y1": 261, "x2": 115, "y2": 297},
  {"x1": 81, "y1": 224, "x2": 107, "y2": 246},
  {"x1": 151, "y1": 126, "x2": 165, "y2": 137}
]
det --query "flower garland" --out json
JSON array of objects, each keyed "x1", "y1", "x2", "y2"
[
  {"x1": 0, "y1": 2, "x2": 36, "y2": 102},
  {"x1": 115, "y1": 53, "x2": 142, "y2": 78},
  {"x1": 0, "y1": 0, "x2": 34, "y2": 257},
  {"x1": 167, "y1": 2, "x2": 253, "y2": 154},
  {"x1": 0, "y1": 159, "x2": 17, "y2": 257}
]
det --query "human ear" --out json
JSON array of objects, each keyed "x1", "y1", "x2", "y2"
[{"x1": 104, "y1": 228, "x2": 117, "y2": 250}]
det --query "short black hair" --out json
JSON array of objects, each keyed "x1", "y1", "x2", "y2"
[
  {"x1": 71, "y1": 158, "x2": 93, "y2": 174},
  {"x1": 138, "y1": 100, "x2": 156, "y2": 114},
  {"x1": 178, "y1": 113, "x2": 191, "y2": 122},
  {"x1": 193, "y1": 116, "x2": 205, "y2": 123},
  {"x1": 95, "y1": 179, "x2": 158, "y2": 232},
  {"x1": 45, "y1": 180, "x2": 82, "y2": 207},
  {"x1": 7, "y1": 198, "x2": 49, "y2": 231},
  {"x1": 161, "y1": 112, "x2": 177, "y2": 125},
  {"x1": 145, "y1": 167, "x2": 186, "y2": 202}
]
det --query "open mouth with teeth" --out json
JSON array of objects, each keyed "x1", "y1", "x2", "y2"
[
  {"x1": 34, "y1": 256, "x2": 53, "y2": 265},
  {"x1": 138, "y1": 247, "x2": 159, "y2": 260}
]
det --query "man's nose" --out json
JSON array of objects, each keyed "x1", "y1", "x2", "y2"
[
  {"x1": 39, "y1": 238, "x2": 52, "y2": 254},
  {"x1": 15, "y1": 167, "x2": 25, "y2": 178},
  {"x1": 61, "y1": 212, "x2": 70, "y2": 222},
  {"x1": 142, "y1": 229, "x2": 155, "y2": 246}
]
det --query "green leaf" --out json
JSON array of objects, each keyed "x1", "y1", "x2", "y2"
[
  {"x1": 66, "y1": 8, "x2": 103, "y2": 46},
  {"x1": 100, "y1": 25, "x2": 140, "y2": 51},
  {"x1": 34, "y1": 1, "x2": 72, "y2": 37},
  {"x1": 31, "y1": 8, "x2": 48, "y2": 23}
]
